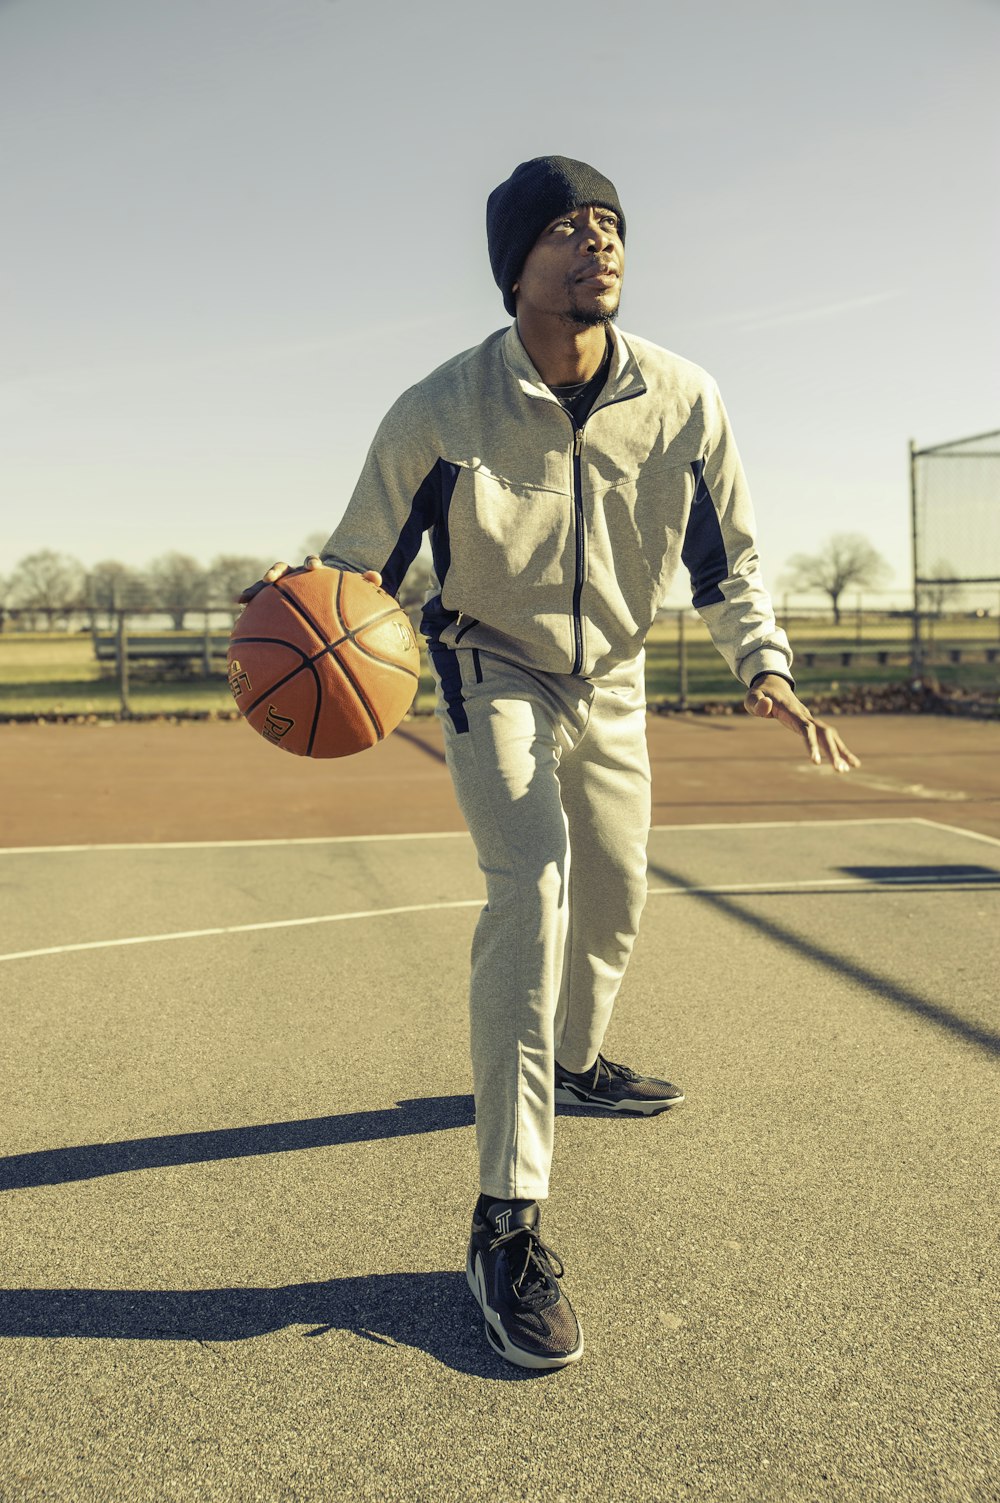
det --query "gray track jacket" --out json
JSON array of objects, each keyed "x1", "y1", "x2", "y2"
[{"x1": 322, "y1": 323, "x2": 792, "y2": 687}]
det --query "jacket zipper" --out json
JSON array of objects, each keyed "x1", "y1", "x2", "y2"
[
  {"x1": 562, "y1": 382, "x2": 646, "y2": 678},
  {"x1": 570, "y1": 424, "x2": 586, "y2": 674}
]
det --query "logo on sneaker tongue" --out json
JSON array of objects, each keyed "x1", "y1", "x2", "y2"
[{"x1": 493, "y1": 1208, "x2": 513, "y2": 1236}]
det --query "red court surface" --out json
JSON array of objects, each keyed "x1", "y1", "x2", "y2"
[{"x1": 1, "y1": 712, "x2": 998, "y2": 847}]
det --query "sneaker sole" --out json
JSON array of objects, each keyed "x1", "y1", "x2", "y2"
[
  {"x1": 553, "y1": 1083, "x2": 685, "y2": 1114},
  {"x1": 465, "y1": 1250, "x2": 584, "y2": 1371}
]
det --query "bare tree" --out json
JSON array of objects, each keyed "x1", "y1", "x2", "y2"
[
  {"x1": 208, "y1": 554, "x2": 274, "y2": 613},
  {"x1": 920, "y1": 559, "x2": 962, "y2": 618},
  {"x1": 87, "y1": 561, "x2": 151, "y2": 625},
  {"x1": 8, "y1": 550, "x2": 86, "y2": 630},
  {"x1": 147, "y1": 552, "x2": 208, "y2": 630},
  {"x1": 781, "y1": 533, "x2": 890, "y2": 624}
]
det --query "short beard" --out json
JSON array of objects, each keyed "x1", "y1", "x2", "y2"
[
  {"x1": 562, "y1": 306, "x2": 619, "y2": 330},
  {"x1": 561, "y1": 278, "x2": 621, "y2": 329}
]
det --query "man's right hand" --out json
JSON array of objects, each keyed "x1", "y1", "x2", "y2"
[{"x1": 236, "y1": 556, "x2": 383, "y2": 605}]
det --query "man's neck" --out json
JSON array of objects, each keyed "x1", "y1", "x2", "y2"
[{"x1": 515, "y1": 314, "x2": 610, "y2": 386}]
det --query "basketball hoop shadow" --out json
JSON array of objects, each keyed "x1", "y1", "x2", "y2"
[{"x1": 0, "y1": 1096, "x2": 476, "y2": 1193}]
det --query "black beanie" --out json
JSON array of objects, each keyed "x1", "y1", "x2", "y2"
[{"x1": 487, "y1": 155, "x2": 626, "y2": 317}]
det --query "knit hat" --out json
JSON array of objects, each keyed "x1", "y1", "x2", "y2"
[{"x1": 487, "y1": 155, "x2": 626, "y2": 316}]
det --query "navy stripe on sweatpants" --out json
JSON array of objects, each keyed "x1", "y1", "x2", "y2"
[{"x1": 428, "y1": 642, "x2": 469, "y2": 733}]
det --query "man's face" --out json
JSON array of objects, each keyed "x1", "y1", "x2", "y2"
[{"x1": 513, "y1": 204, "x2": 624, "y2": 328}]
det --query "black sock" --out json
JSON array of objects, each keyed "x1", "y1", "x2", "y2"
[{"x1": 558, "y1": 1058, "x2": 597, "y2": 1079}]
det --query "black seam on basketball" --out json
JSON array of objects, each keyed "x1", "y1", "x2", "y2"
[
  {"x1": 274, "y1": 574, "x2": 401, "y2": 647},
  {"x1": 272, "y1": 578, "x2": 336, "y2": 645},
  {"x1": 348, "y1": 603, "x2": 405, "y2": 630},
  {"x1": 304, "y1": 661, "x2": 323, "y2": 756},
  {"x1": 298, "y1": 606, "x2": 413, "y2": 670},
  {"x1": 331, "y1": 573, "x2": 405, "y2": 638},
  {"x1": 349, "y1": 637, "x2": 420, "y2": 680},
  {"x1": 306, "y1": 635, "x2": 348, "y2": 663},
  {"x1": 335, "y1": 569, "x2": 348, "y2": 638},
  {"x1": 332, "y1": 646, "x2": 384, "y2": 741},
  {"x1": 330, "y1": 584, "x2": 404, "y2": 642},
  {"x1": 243, "y1": 660, "x2": 310, "y2": 718}
]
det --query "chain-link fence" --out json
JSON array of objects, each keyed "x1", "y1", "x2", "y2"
[{"x1": 911, "y1": 428, "x2": 1000, "y2": 677}]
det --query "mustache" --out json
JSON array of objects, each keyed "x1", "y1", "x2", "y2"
[{"x1": 577, "y1": 258, "x2": 618, "y2": 278}]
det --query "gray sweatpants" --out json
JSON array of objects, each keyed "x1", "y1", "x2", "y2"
[{"x1": 432, "y1": 645, "x2": 651, "y2": 1201}]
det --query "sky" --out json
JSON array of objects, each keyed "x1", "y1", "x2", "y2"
[{"x1": 2, "y1": 0, "x2": 998, "y2": 606}]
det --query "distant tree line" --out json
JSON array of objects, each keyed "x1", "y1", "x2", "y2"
[
  {"x1": 3, "y1": 532, "x2": 962, "y2": 636},
  {"x1": 0, "y1": 550, "x2": 273, "y2": 632},
  {"x1": 0, "y1": 545, "x2": 435, "y2": 633}
]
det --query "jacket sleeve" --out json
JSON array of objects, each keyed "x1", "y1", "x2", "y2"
[
  {"x1": 320, "y1": 384, "x2": 443, "y2": 597},
  {"x1": 681, "y1": 381, "x2": 794, "y2": 687}
]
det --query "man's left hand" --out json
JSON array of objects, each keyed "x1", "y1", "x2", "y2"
[{"x1": 744, "y1": 674, "x2": 860, "y2": 773}]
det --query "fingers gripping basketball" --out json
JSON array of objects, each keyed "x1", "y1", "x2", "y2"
[{"x1": 227, "y1": 568, "x2": 420, "y2": 758}]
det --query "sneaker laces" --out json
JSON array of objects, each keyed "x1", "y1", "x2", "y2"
[
  {"x1": 596, "y1": 1055, "x2": 639, "y2": 1085},
  {"x1": 489, "y1": 1226, "x2": 565, "y2": 1310}
]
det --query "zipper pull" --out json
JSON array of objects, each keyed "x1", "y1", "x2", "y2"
[{"x1": 574, "y1": 427, "x2": 584, "y2": 456}]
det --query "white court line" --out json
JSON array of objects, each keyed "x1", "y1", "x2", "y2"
[
  {"x1": 0, "y1": 817, "x2": 931, "y2": 857},
  {"x1": 0, "y1": 899, "x2": 484, "y2": 964},
  {"x1": 2, "y1": 871, "x2": 998, "y2": 965},
  {"x1": 0, "y1": 831, "x2": 472, "y2": 856},
  {"x1": 793, "y1": 765, "x2": 970, "y2": 801},
  {"x1": 910, "y1": 817, "x2": 1000, "y2": 850}
]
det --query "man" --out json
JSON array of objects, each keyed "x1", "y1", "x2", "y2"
[{"x1": 248, "y1": 155, "x2": 858, "y2": 1371}]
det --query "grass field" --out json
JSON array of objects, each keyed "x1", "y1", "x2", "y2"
[{"x1": 0, "y1": 616, "x2": 997, "y2": 718}]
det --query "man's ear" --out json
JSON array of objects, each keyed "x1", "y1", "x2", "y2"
[{"x1": 511, "y1": 281, "x2": 519, "y2": 294}]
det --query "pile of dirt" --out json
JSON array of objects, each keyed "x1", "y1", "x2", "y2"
[
  {"x1": 4, "y1": 683, "x2": 998, "y2": 726},
  {"x1": 651, "y1": 679, "x2": 999, "y2": 718},
  {"x1": 0, "y1": 709, "x2": 244, "y2": 726}
]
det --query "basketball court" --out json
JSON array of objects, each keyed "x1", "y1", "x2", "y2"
[{"x1": 1, "y1": 714, "x2": 998, "y2": 1501}]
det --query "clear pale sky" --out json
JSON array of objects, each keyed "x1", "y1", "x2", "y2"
[{"x1": 2, "y1": 0, "x2": 997, "y2": 603}]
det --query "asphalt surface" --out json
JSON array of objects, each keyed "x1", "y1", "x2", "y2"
[{"x1": 2, "y1": 795, "x2": 998, "y2": 1502}]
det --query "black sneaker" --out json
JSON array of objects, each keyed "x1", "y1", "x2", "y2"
[
  {"x1": 554, "y1": 1054, "x2": 684, "y2": 1113},
  {"x1": 466, "y1": 1199, "x2": 583, "y2": 1370}
]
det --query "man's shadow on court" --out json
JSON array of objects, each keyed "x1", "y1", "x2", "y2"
[
  {"x1": 0, "y1": 1273, "x2": 536, "y2": 1380},
  {"x1": 0, "y1": 1094, "x2": 553, "y2": 1380}
]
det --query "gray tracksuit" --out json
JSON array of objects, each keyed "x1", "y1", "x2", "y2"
[{"x1": 323, "y1": 323, "x2": 791, "y2": 1198}]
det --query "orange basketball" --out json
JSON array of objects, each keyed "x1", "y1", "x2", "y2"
[{"x1": 227, "y1": 567, "x2": 420, "y2": 757}]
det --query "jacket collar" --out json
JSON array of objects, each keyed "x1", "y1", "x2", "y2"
[{"x1": 501, "y1": 322, "x2": 647, "y2": 407}]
